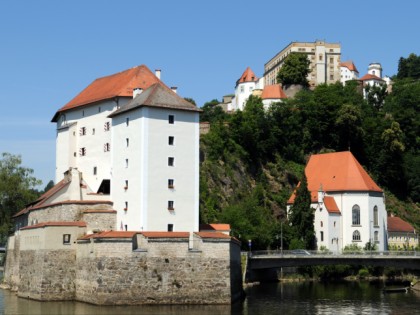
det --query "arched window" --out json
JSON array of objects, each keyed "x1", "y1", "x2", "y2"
[
  {"x1": 320, "y1": 221, "x2": 323, "y2": 227},
  {"x1": 353, "y1": 230, "x2": 361, "y2": 241},
  {"x1": 374, "y1": 231, "x2": 379, "y2": 242},
  {"x1": 352, "y1": 205, "x2": 360, "y2": 225},
  {"x1": 373, "y1": 206, "x2": 378, "y2": 226}
]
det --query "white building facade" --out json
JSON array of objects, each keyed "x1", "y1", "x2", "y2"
[
  {"x1": 288, "y1": 152, "x2": 387, "y2": 252},
  {"x1": 52, "y1": 65, "x2": 201, "y2": 232}
]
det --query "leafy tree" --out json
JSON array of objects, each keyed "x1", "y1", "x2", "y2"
[
  {"x1": 200, "y1": 99, "x2": 228, "y2": 124},
  {"x1": 335, "y1": 104, "x2": 364, "y2": 152},
  {"x1": 43, "y1": 180, "x2": 54, "y2": 193},
  {"x1": 364, "y1": 84, "x2": 388, "y2": 110},
  {"x1": 288, "y1": 173, "x2": 316, "y2": 249},
  {"x1": 0, "y1": 153, "x2": 41, "y2": 244},
  {"x1": 397, "y1": 53, "x2": 420, "y2": 79},
  {"x1": 276, "y1": 53, "x2": 310, "y2": 87}
]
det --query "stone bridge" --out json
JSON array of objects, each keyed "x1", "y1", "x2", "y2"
[{"x1": 246, "y1": 250, "x2": 420, "y2": 282}]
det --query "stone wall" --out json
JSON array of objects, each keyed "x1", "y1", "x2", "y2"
[
  {"x1": 75, "y1": 236, "x2": 242, "y2": 305},
  {"x1": 17, "y1": 249, "x2": 76, "y2": 301},
  {"x1": 3, "y1": 235, "x2": 20, "y2": 291},
  {"x1": 82, "y1": 211, "x2": 116, "y2": 232}
]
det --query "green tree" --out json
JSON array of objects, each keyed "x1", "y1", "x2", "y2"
[
  {"x1": 364, "y1": 84, "x2": 388, "y2": 110},
  {"x1": 183, "y1": 97, "x2": 197, "y2": 106},
  {"x1": 0, "y1": 153, "x2": 41, "y2": 244},
  {"x1": 397, "y1": 53, "x2": 420, "y2": 80},
  {"x1": 288, "y1": 173, "x2": 316, "y2": 249},
  {"x1": 43, "y1": 180, "x2": 54, "y2": 193},
  {"x1": 335, "y1": 104, "x2": 364, "y2": 152},
  {"x1": 200, "y1": 99, "x2": 228, "y2": 124},
  {"x1": 276, "y1": 53, "x2": 310, "y2": 87}
]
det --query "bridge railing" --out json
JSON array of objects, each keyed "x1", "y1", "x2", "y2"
[{"x1": 249, "y1": 250, "x2": 420, "y2": 257}]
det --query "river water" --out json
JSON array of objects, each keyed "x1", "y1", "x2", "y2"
[{"x1": 1, "y1": 281, "x2": 419, "y2": 315}]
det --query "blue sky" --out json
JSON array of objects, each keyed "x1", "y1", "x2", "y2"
[{"x1": 0, "y1": 0, "x2": 419, "y2": 188}]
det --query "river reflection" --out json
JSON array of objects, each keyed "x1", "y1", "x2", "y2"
[{"x1": 1, "y1": 281, "x2": 420, "y2": 315}]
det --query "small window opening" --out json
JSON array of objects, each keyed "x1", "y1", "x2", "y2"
[
  {"x1": 63, "y1": 234, "x2": 71, "y2": 244},
  {"x1": 168, "y1": 224, "x2": 174, "y2": 232},
  {"x1": 168, "y1": 115, "x2": 174, "y2": 124}
]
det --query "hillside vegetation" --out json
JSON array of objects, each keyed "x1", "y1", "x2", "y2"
[{"x1": 199, "y1": 54, "x2": 420, "y2": 250}]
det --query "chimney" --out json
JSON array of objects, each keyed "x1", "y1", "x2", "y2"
[
  {"x1": 171, "y1": 86, "x2": 178, "y2": 94},
  {"x1": 155, "y1": 69, "x2": 161, "y2": 80},
  {"x1": 133, "y1": 87, "x2": 143, "y2": 98}
]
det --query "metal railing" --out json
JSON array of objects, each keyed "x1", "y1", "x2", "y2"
[{"x1": 249, "y1": 250, "x2": 420, "y2": 257}]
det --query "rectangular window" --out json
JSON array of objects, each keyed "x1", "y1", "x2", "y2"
[
  {"x1": 168, "y1": 179, "x2": 174, "y2": 188},
  {"x1": 92, "y1": 128, "x2": 95, "y2": 135},
  {"x1": 319, "y1": 54, "x2": 323, "y2": 61},
  {"x1": 330, "y1": 74, "x2": 334, "y2": 80},
  {"x1": 168, "y1": 115, "x2": 174, "y2": 124},
  {"x1": 330, "y1": 57, "x2": 333, "y2": 63},
  {"x1": 124, "y1": 201, "x2": 128, "y2": 211},
  {"x1": 168, "y1": 157, "x2": 174, "y2": 166},
  {"x1": 104, "y1": 143, "x2": 110, "y2": 152},
  {"x1": 126, "y1": 138, "x2": 129, "y2": 147},
  {"x1": 79, "y1": 127, "x2": 86, "y2": 136},
  {"x1": 125, "y1": 180, "x2": 128, "y2": 190},
  {"x1": 125, "y1": 159, "x2": 129, "y2": 168},
  {"x1": 320, "y1": 231, "x2": 324, "y2": 242},
  {"x1": 168, "y1": 200, "x2": 174, "y2": 210},
  {"x1": 63, "y1": 234, "x2": 71, "y2": 244},
  {"x1": 168, "y1": 136, "x2": 174, "y2": 145},
  {"x1": 104, "y1": 121, "x2": 110, "y2": 131},
  {"x1": 93, "y1": 167, "x2": 97, "y2": 175},
  {"x1": 79, "y1": 147, "x2": 86, "y2": 156},
  {"x1": 98, "y1": 106, "x2": 101, "y2": 113},
  {"x1": 168, "y1": 224, "x2": 173, "y2": 232},
  {"x1": 126, "y1": 117, "x2": 129, "y2": 126}
]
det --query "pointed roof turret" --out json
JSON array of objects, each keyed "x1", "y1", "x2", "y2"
[{"x1": 236, "y1": 67, "x2": 258, "y2": 86}]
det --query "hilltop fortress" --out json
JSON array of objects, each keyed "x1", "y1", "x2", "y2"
[{"x1": 3, "y1": 65, "x2": 242, "y2": 304}]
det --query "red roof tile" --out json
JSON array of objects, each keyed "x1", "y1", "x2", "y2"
[
  {"x1": 261, "y1": 84, "x2": 287, "y2": 100},
  {"x1": 340, "y1": 61, "x2": 359, "y2": 73},
  {"x1": 237, "y1": 67, "x2": 258, "y2": 85},
  {"x1": 359, "y1": 73, "x2": 384, "y2": 82},
  {"x1": 196, "y1": 232, "x2": 232, "y2": 239},
  {"x1": 141, "y1": 232, "x2": 189, "y2": 238},
  {"x1": 288, "y1": 152, "x2": 382, "y2": 204},
  {"x1": 387, "y1": 217, "x2": 415, "y2": 233},
  {"x1": 199, "y1": 223, "x2": 231, "y2": 231},
  {"x1": 52, "y1": 65, "x2": 161, "y2": 121},
  {"x1": 21, "y1": 221, "x2": 86, "y2": 230},
  {"x1": 323, "y1": 196, "x2": 341, "y2": 214}
]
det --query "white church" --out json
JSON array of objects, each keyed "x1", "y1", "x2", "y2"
[
  {"x1": 287, "y1": 151, "x2": 388, "y2": 252},
  {"x1": 50, "y1": 65, "x2": 201, "y2": 233}
]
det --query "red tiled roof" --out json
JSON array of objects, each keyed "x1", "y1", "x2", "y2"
[
  {"x1": 141, "y1": 232, "x2": 190, "y2": 238},
  {"x1": 288, "y1": 151, "x2": 382, "y2": 204},
  {"x1": 261, "y1": 84, "x2": 287, "y2": 100},
  {"x1": 199, "y1": 223, "x2": 231, "y2": 231},
  {"x1": 196, "y1": 232, "x2": 232, "y2": 239},
  {"x1": 21, "y1": 221, "x2": 86, "y2": 230},
  {"x1": 323, "y1": 196, "x2": 341, "y2": 214},
  {"x1": 237, "y1": 67, "x2": 258, "y2": 85},
  {"x1": 52, "y1": 65, "x2": 161, "y2": 122},
  {"x1": 388, "y1": 217, "x2": 415, "y2": 233},
  {"x1": 340, "y1": 61, "x2": 359, "y2": 73},
  {"x1": 14, "y1": 200, "x2": 113, "y2": 218},
  {"x1": 79, "y1": 231, "x2": 139, "y2": 240},
  {"x1": 359, "y1": 73, "x2": 384, "y2": 82}
]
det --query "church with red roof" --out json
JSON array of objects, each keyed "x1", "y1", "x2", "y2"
[{"x1": 288, "y1": 151, "x2": 388, "y2": 252}]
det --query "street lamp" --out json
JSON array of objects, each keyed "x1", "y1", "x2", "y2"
[{"x1": 248, "y1": 239, "x2": 252, "y2": 254}]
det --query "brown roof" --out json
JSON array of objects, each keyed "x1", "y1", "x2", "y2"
[
  {"x1": 199, "y1": 223, "x2": 231, "y2": 231},
  {"x1": 109, "y1": 83, "x2": 201, "y2": 118},
  {"x1": 79, "y1": 231, "x2": 139, "y2": 240},
  {"x1": 52, "y1": 65, "x2": 161, "y2": 122},
  {"x1": 141, "y1": 232, "x2": 190, "y2": 238},
  {"x1": 196, "y1": 232, "x2": 232, "y2": 239},
  {"x1": 340, "y1": 61, "x2": 359, "y2": 73},
  {"x1": 323, "y1": 196, "x2": 341, "y2": 214},
  {"x1": 359, "y1": 73, "x2": 384, "y2": 82},
  {"x1": 261, "y1": 84, "x2": 287, "y2": 100},
  {"x1": 288, "y1": 151, "x2": 382, "y2": 204},
  {"x1": 236, "y1": 67, "x2": 258, "y2": 85},
  {"x1": 21, "y1": 221, "x2": 86, "y2": 230},
  {"x1": 388, "y1": 217, "x2": 415, "y2": 233}
]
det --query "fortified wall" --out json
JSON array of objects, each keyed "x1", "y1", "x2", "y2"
[{"x1": 3, "y1": 228, "x2": 243, "y2": 305}]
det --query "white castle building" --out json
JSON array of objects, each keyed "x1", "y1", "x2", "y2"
[
  {"x1": 50, "y1": 65, "x2": 201, "y2": 232},
  {"x1": 287, "y1": 152, "x2": 388, "y2": 252}
]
